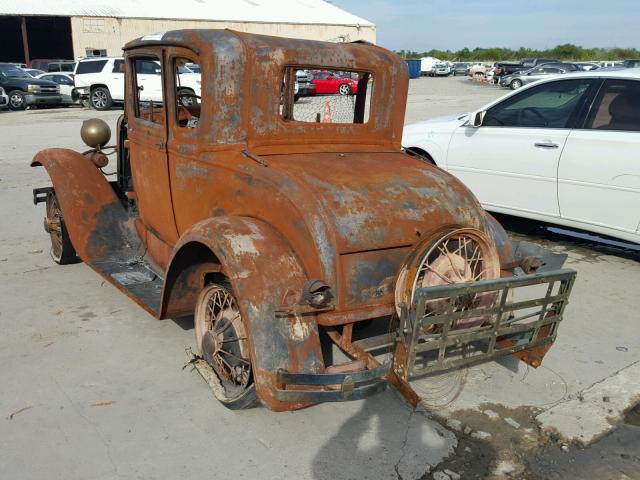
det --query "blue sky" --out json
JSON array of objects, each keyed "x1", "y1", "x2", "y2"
[{"x1": 332, "y1": 0, "x2": 640, "y2": 51}]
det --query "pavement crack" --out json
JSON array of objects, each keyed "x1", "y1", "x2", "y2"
[{"x1": 393, "y1": 406, "x2": 416, "y2": 480}]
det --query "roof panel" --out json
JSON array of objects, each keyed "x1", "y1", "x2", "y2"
[{"x1": 0, "y1": 0, "x2": 374, "y2": 26}]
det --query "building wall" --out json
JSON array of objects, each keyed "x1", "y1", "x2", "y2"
[{"x1": 69, "y1": 17, "x2": 376, "y2": 58}]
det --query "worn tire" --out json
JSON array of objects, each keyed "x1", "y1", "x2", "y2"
[
  {"x1": 8, "y1": 90, "x2": 27, "y2": 111},
  {"x1": 194, "y1": 283, "x2": 258, "y2": 410},
  {"x1": 90, "y1": 86, "x2": 113, "y2": 110},
  {"x1": 45, "y1": 193, "x2": 79, "y2": 265}
]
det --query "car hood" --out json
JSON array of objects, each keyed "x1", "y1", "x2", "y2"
[
  {"x1": 263, "y1": 151, "x2": 488, "y2": 253},
  {"x1": 402, "y1": 113, "x2": 468, "y2": 141}
]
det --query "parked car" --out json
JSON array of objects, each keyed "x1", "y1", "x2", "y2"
[
  {"x1": 0, "y1": 86, "x2": 8, "y2": 108},
  {"x1": 420, "y1": 56, "x2": 441, "y2": 76},
  {"x1": 500, "y1": 63, "x2": 574, "y2": 89},
  {"x1": 24, "y1": 68, "x2": 45, "y2": 77},
  {"x1": 432, "y1": 63, "x2": 451, "y2": 76},
  {"x1": 493, "y1": 62, "x2": 523, "y2": 81},
  {"x1": 0, "y1": 63, "x2": 61, "y2": 110},
  {"x1": 451, "y1": 63, "x2": 470, "y2": 76},
  {"x1": 74, "y1": 56, "x2": 201, "y2": 110},
  {"x1": 574, "y1": 62, "x2": 600, "y2": 71},
  {"x1": 520, "y1": 57, "x2": 559, "y2": 69},
  {"x1": 36, "y1": 72, "x2": 77, "y2": 105},
  {"x1": 403, "y1": 69, "x2": 640, "y2": 244},
  {"x1": 468, "y1": 63, "x2": 489, "y2": 77},
  {"x1": 310, "y1": 70, "x2": 357, "y2": 94},
  {"x1": 185, "y1": 63, "x2": 200, "y2": 73},
  {"x1": 47, "y1": 61, "x2": 75, "y2": 73},
  {"x1": 30, "y1": 29, "x2": 574, "y2": 412},
  {"x1": 623, "y1": 59, "x2": 640, "y2": 68},
  {"x1": 295, "y1": 70, "x2": 316, "y2": 97},
  {"x1": 31, "y1": 59, "x2": 62, "y2": 71}
]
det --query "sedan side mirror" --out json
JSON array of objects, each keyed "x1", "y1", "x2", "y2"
[{"x1": 470, "y1": 110, "x2": 485, "y2": 128}]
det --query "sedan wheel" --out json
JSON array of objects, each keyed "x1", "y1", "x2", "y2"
[
  {"x1": 338, "y1": 83, "x2": 351, "y2": 95},
  {"x1": 8, "y1": 90, "x2": 26, "y2": 111},
  {"x1": 510, "y1": 79, "x2": 522, "y2": 90}
]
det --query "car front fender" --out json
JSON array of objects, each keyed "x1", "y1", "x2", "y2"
[{"x1": 163, "y1": 216, "x2": 325, "y2": 411}]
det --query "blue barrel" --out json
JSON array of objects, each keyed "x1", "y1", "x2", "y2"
[{"x1": 405, "y1": 59, "x2": 421, "y2": 79}]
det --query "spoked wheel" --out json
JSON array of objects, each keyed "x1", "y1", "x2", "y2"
[
  {"x1": 398, "y1": 228, "x2": 500, "y2": 331},
  {"x1": 45, "y1": 193, "x2": 79, "y2": 265},
  {"x1": 194, "y1": 284, "x2": 257, "y2": 409}
]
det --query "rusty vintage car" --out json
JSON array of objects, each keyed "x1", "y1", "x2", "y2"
[{"x1": 31, "y1": 30, "x2": 576, "y2": 411}]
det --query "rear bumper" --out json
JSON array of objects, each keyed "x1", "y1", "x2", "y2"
[{"x1": 275, "y1": 267, "x2": 576, "y2": 403}]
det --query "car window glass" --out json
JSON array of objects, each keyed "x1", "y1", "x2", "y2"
[
  {"x1": 587, "y1": 80, "x2": 640, "y2": 132},
  {"x1": 484, "y1": 79, "x2": 592, "y2": 128},
  {"x1": 134, "y1": 57, "x2": 164, "y2": 125},
  {"x1": 59, "y1": 76, "x2": 73, "y2": 85},
  {"x1": 76, "y1": 60, "x2": 107, "y2": 74},
  {"x1": 173, "y1": 56, "x2": 202, "y2": 129},
  {"x1": 112, "y1": 59, "x2": 124, "y2": 73},
  {"x1": 281, "y1": 67, "x2": 372, "y2": 124}
]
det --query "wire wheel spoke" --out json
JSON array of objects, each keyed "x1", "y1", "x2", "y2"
[{"x1": 196, "y1": 284, "x2": 252, "y2": 398}]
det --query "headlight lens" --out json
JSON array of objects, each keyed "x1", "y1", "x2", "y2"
[{"x1": 27, "y1": 84, "x2": 41, "y2": 94}]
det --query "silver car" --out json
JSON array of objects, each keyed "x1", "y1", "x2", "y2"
[{"x1": 500, "y1": 64, "x2": 573, "y2": 90}]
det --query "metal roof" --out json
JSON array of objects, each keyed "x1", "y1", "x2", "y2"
[{"x1": 0, "y1": 0, "x2": 374, "y2": 26}]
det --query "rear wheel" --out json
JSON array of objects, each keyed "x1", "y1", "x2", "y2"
[
  {"x1": 90, "y1": 87, "x2": 113, "y2": 110},
  {"x1": 338, "y1": 83, "x2": 351, "y2": 95},
  {"x1": 45, "y1": 193, "x2": 79, "y2": 265},
  {"x1": 194, "y1": 283, "x2": 258, "y2": 409},
  {"x1": 510, "y1": 79, "x2": 522, "y2": 90}
]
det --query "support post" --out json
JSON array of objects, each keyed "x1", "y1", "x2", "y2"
[{"x1": 21, "y1": 16, "x2": 30, "y2": 65}]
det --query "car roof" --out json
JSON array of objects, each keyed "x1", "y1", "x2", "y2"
[{"x1": 78, "y1": 57, "x2": 122, "y2": 61}]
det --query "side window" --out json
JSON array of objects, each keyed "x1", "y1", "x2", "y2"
[
  {"x1": 112, "y1": 59, "x2": 124, "y2": 73},
  {"x1": 134, "y1": 57, "x2": 164, "y2": 125},
  {"x1": 76, "y1": 60, "x2": 107, "y2": 74},
  {"x1": 41, "y1": 75, "x2": 53, "y2": 82},
  {"x1": 61, "y1": 76, "x2": 74, "y2": 86},
  {"x1": 173, "y1": 57, "x2": 202, "y2": 129},
  {"x1": 586, "y1": 80, "x2": 640, "y2": 132},
  {"x1": 483, "y1": 79, "x2": 593, "y2": 128}
]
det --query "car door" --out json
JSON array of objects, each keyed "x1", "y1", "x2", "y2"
[
  {"x1": 446, "y1": 78, "x2": 595, "y2": 218},
  {"x1": 312, "y1": 72, "x2": 333, "y2": 93},
  {"x1": 558, "y1": 78, "x2": 640, "y2": 239},
  {"x1": 107, "y1": 59, "x2": 125, "y2": 101},
  {"x1": 126, "y1": 53, "x2": 179, "y2": 261}
]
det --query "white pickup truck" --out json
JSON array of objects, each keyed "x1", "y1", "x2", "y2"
[{"x1": 74, "y1": 57, "x2": 201, "y2": 110}]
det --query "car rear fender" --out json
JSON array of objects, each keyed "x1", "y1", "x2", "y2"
[{"x1": 163, "y1": 216, "x2": 324, "y2": 411}]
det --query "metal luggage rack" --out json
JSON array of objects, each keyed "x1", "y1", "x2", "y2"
[{"x1": 397, "y1": 269, "x2": 577, "y2": 379}]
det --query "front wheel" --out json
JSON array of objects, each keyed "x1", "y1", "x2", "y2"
[
  {"x1": 510, "y1": 79, "x2": 522, "y2": 90},
  {"x1": 194, "y1": 283, "x2": 258, "y2": 409},
  {"x1": 45, "y1": 193, "x2": 79, "y2": 265},
  {"x1": 90, "y1": 87, "x2": 113, "y2": 110},
  {"x1": 8, "y1": 90, "x2": 27, "y2": 110}
]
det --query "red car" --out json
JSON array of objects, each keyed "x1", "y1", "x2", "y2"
[{"x1": 311, "y1": 71, "x2": 358, "y2": 95}]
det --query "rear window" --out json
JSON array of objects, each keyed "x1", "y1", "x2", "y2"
[
  {"x1": 76, "y1": 60, "x2": 107, "y2": 74},
  {"x1": 280, "y1": 67, "x2": 373, "y2": 124}
]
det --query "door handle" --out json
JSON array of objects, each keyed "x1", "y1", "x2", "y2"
[{"x1": 534, "y1": 141, "x2": 559, "y2": 149}]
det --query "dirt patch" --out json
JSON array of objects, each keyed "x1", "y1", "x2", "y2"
[{"x1": 625, "y1": 402, "x2": 640, "y2": 427}]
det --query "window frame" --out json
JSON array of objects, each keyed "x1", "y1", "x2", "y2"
[{"x1": 131, "y1": 54, "x2": 166, "y2": 126}]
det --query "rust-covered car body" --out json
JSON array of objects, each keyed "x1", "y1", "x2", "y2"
[{"x1": 31, "y1": 30, "x2": 576, "y2": 411}]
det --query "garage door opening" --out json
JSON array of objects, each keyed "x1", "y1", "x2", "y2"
[{"x1": 0, "y1": 16, "x2": 73, "y2": 65}]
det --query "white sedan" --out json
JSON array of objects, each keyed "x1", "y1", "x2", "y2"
[
  {"x1": 403, "y1": 69, "x2": 640, "y2": 244},
  {"x1": 36, "y1": 72, "x2": 77, "y2": 105}
]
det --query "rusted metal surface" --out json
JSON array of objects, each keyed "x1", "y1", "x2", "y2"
[{"x1": 31, "y1": 29, "x2": 575, "y2": 411}]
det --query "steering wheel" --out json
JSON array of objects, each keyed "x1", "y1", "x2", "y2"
[
  {"x1": 176, "y1": 91, "x2": 201, "y2": 107},
  {"x1": 518, "y1": 107, "x2": 546, "y2": 127}
]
